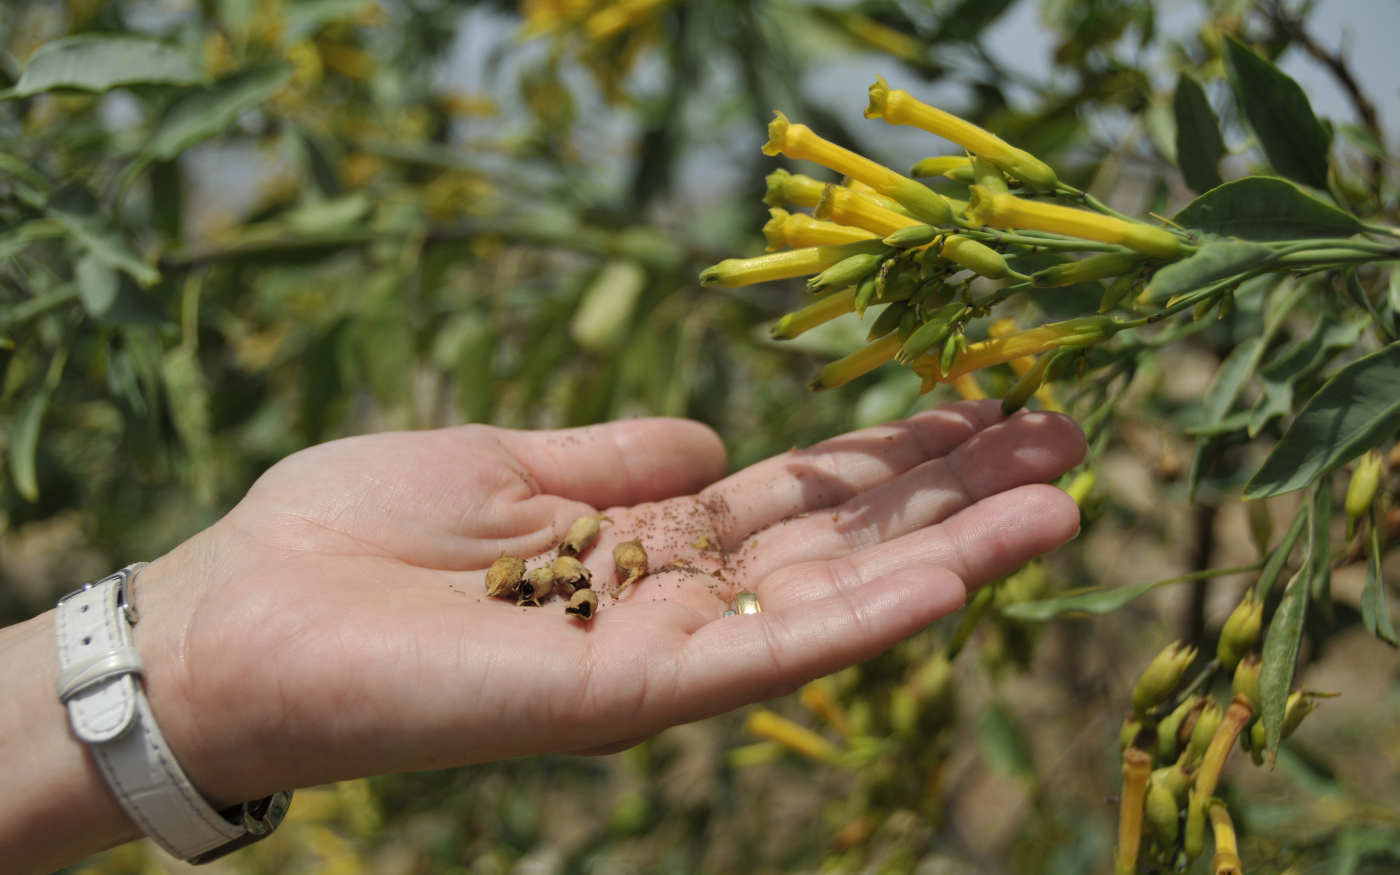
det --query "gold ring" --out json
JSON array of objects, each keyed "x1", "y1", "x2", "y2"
[{"x1": 734, "y1": 591, "x2": 762, "y2": 615}]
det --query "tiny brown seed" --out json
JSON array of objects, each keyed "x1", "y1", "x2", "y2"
[
  {"x1": 565, "y1": 587, "x2": 599, "y2": 620},
  {"x1": 518, "y1": 566, "x2": 556, "y2": 606},
  {"x1": 552, "y1": 555, "x2": 592, "y2": 593},
  {"x1": 560, "y1": 513, "x2": 612, "y2": 556},
  {"x1": 485, "y1": 553, "x2": 525, "y2": 598},
  {"x1": 611, "y1": 539, "x2": 649, "y2": 598}
]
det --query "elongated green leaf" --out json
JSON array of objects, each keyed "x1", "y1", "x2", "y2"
[
  {"x1": 1245, "y1": 343, "x2": 1400, "y2": 498},
  {"x1": 45, "y1": 186, "x2": 160, "y2": 286},
  {"x1": 1172, "y1": 177, "x2": 1363, "y2": 241},
  {"x1": 1001, "y1": 562, "x2": 1262, "y2": 621},
  {"x1": 75, "y1": 255, "x2": 119, "y2": 317},
  {"x1": 9, "y1": 35, "x2": 204, "y2": 97},
  {"x1": 1222, "y1": 35, "x2": 1332, "y2": 190},
  {"x1": 10, "y1": 386, "x2": 49, "y2": 502},
  {"x1": 1362, "y1": 508, "x2": 1398, "y2": 646},
  {"x1": 1201, "y1": 337, "x2": 1262, "y2": 425},
  {"x1": 976, "y1": 704, "x2": 1034, "y2": 782},
  {"x1": 1254, "y1": 503, "x2": 1309, "y2": 600},
  {"x1": 1309, "y1": 475, "x2": 1334, "y2": 622},
  {"x1": 1389, "y1": 266, "x2": 1400, "y2": 313},
  {"x1": 1143, "y1": 242, "x2": 1276, "y2": 301},
  {"x1": 1261, "y1": 569, "x2": 1309, "y2": 761},
  {"x1": 145, "y1": 64, "x2": 293, "y2": 162},
  {"x1": 1173, "y1": 74, "x2": 1225, "y2": 194}
]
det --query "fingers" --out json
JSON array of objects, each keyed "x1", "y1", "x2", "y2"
[
  {"x1": 698, "y1": 400, "x2": 1007, "y2": 545},
  {"x1": 724, "y1": 411, "x2": 1086, "y2": 583},
  {"x1": 503, "y1": 418, "x2": 728, "y2": 509},
  {"x1": 757, "y1": 483, "x2": 1082, "y2": 611}
]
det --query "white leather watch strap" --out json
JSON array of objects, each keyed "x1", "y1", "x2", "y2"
[{"x1": 55, "y1": 568, "x2": 246, "y2": 860}]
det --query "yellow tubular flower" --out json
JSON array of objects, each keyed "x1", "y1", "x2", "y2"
[
  {"x1": 764, "y1": 169, "x2": 829, "y2": 208},
  {"x1": 764, "y1": 208, "x2": 879, "y2": 251},
  {"x1": 764, "y1": 113, "x2": 952, "y2": 225},
  {"x1": 950, "y1": 373, "x2": 986, "y2": 399},
  {"x1": 811, "y1": 333, "x2": 902, "y2": 391},
  {"x1": 915, "y1": 317, "x2": 1121, "y2": 388},
  {"x1": 799, "y1": 680, "x2": 854, "y2": 739},
  {"x1": 1208, "y1": 802, "x2": 1242, "y2": 875},
  {"x1": 699, "y1": 239, "x2": 887, "y2": 288},
  {"x1": 770, "y1": 287, "x2": 858, "y2": 340},
  {"x1": 1114, "y1": 748, "x2": 1152, "y2": 875},
  {"x1": 866, "y1": 76, "x2": 1058, "y2": 190},
  {"x1": 843, "y1": 178, "x2": 916, "y2": 217},
  {"x1": 817, "y1": 185, "x2": 920, "y2": 237},
  {"x1": 744, "y1": 709, "x2": 846, "y2": 766},
  {"x1": 967, "y1": 186, "x2": 1187, "y2": 259},
  {"x1": 910, "y1": 155, "x2": 972, "y2": 177}
]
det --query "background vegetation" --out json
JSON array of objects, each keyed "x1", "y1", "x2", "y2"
[{"x1": 1, "y1": 0, "x2": 1396, "y2": 872}]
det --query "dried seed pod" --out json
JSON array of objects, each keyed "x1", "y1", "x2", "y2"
[
  {"x1": 560, "y1": 514, "x2": 612, "y2": 556},
  {"x1": 485, "y1": 553, "x2": 525, "y2": 598},
  {"x1": 611, "y1": 540, "x2": 649, "y2": 597},
  {"x1": 518, "y1": 566, "x2": 556, "y2": 606},
  {"x1": 565, "y1": 588, "x2": 599, "y2": 620},
  {"x1": 552, "y1": 555, "x2": 592, "y2": 592}
]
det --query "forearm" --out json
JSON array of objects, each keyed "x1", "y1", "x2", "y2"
[{"x1": 0, "y1": 611, "x2": 142, "y2": 874}]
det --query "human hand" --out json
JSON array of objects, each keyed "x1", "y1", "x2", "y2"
[{"x1": 102, "y1": 402, "x2": 1085, "y2": 810}]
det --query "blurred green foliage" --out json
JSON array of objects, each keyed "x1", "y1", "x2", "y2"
[{"x1": 3, "y1": 0, "x2": 1399, "y2": 872}]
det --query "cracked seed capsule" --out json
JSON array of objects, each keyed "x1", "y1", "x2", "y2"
[
  {"x1": 518, "y1": 566, "x2": 556, "y2": 606},
  {"x1": 565, "y1": 587, "x2": 599, "y2": 620},
  {"x1": 611, "y1": 540, "x2": 649, "y2": 597},
  {"x1": 560, "y1": 514, "x2": 612, "y2": 556},
  {"x1": 552, "y1": 555, "x2": 592, "y2": 593},
  {"x1": 485, "y1": 553, "x2": 525, "y2": 598}
]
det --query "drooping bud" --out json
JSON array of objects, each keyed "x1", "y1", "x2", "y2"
[
  {"x1": 908, "y1": 155, "x2": 971, "y2": 178},
  {"x1": 865, "y1": 76, "x2": 1058, "y2": 190},
  {"x1": 1217, "y1": 592, "x2": 1264, "y2": 670},
  {"x1": 807, "y1": 251, "x2": 888, "y2": 294},
  {"x1": 1031, "y1": 252, "x2": 1144, "y2": 287},
  {"x1": 1345, "y1": 450, "x2": 1384, "y2": 540},
  {"x1": 1000, "y1": 351, "x2": 1054, "y2": 416},
  {"x1": 966, "y1": 185, "x2": 1188, "y2": 259},
  {"x1": 485, "y1": 553, "x2": 525, "y2": 598},
  {"x1": 1187, "y1": 697, "x2": 1224, "y2": 763},
  {"x1": 1132, "y1": 640, "x2": 1198, "y2": 716},
  {"x1": 896, "y1": 302, "x2": 966, "y2": 364},
  {"x1": 771, "y1": 287, "x2": 858, "y2": 340}
]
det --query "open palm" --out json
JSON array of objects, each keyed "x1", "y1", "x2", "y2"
[{"x1": 132, "y1": 401, "x2": 1084, "y2": 809}]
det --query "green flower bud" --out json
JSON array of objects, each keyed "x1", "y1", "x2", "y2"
[
  {"x1": 1218, "y1": 592, "x2": 1264, "y2": 671},
  {"x1": 1145, "y1": 771, "x2": 1181, "y2": 848},
  {"x1": 1184, "y1": 788, "x2": 1206, "y2": 862},
  {"x1": 1132, "y1": 641, "x2": 1198, "y2": 716},
  {"x1": 1157, "y1": 695, "x2": 1199, "y2": 764},
  {"x1": 1247, "y1": 499, "x2": 1272, "y2": 559},
  {"x1": 854, "y1": 273, "x2": 879, "y2": 317},
  {"x1": 1000, "y1": 351, "x2": 1053, "y2": 416},
  {"x1": 866, "y1": 300, "x2": 908, "y2": 342},
  {"x1": 1187, "y1": 698, "x2": 1223, "y2": 763},
  {"x1": 808, "y1": 251, "x2": 887, "y2": 294},
  {"x1": 908, "y1": 155, "x2": 971, "y2": 178},
  {"x1": 1098, "y1": 268, "x2": 1142, "y2": 313},
  {"x1": 943, "y1": 164, "x2": 976, "y2": 184},
  {"x1": 1230, "y1": 653, "x2": 1262, "y2": 716},
  {"x1": 1281, "y1": 690, "x2": 1324, "y2": 739},
  {"x1": 941, "y1": 236, "x2": 1011, "y2": 279},
  {"x1": 1345, "y1": 450, "x2": 1384, "y2": 540},
  {"x1": 1031, "y1": 253, "x2": 1144, "y2": 288},
  {"x1": 939, "y1": 331, "x2": 960, "y2": 378},
  {"x1": 883, "y1": 224, "x2": 944, "y2": 248},
  {"x1": 896, "y1": 302, "x2": 966, "y2": 364},
  {"x1": 1121, "y1": 714, "x2": 1145, "y2": 752}
]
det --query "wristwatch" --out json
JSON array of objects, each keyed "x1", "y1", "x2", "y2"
[{"x1": 54, "y1": 564, "x2": 292, "y2": 863}]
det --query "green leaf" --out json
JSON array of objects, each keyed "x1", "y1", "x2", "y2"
[
  {"x1": 1261, "y1": 569, "x2": 1308, "y2": 761},
  {"x1": 145, "y1": 64, "x2": 294, "y2": 162},
  {"x1": 1001, "y1": 562, "x2": 1263, "y2": 621},
  {"x1": 1143, "y1": 242, "x2": 1276, "y2": 301},
  {"x1": 9, "y1": 35, "x2": 204, "y2": 98},
  {"x1": 1201, "y1": 336, "x2": 1262, "y2": 425},
  {"x1": 1389, "y1": 265, "x2": 1400, "y2": 313},
  {"x1": 46, "y1": 186, "x2": 160, "y2": 286},
  {"x1": 1309, "y1": 475, "x2": 1334, "y2": 622},
  {"x1": 1244, "y1": 343, "x2": 1400, "y2": 498},
  {"x1": 75, "y1": 254, "x2": 119, "y2": 317},
  {"x1": 9, "y1": 343, "x2": 69, "y2": 503},
  {"x1": 1172, "y1": 177, "x2": 1363, "y2": 241},
  {"x1": 1339, "y1": 123, "x2": 1391, "y2": 164},
  {"x1": 1254, "y1": 505, "x2": 1308, "y2": 600},
  {"x1": 1173, "y1": 74, "x2": 1226, "y2": 194},
  {"x1": 1247, "y1": 316, "x2": 1366, "y2": 438},
  {"x1": 1361, "y1": 509, "x2": 1397, "y2": 646},
  {"x1": 976, "y1": 704, "x2": 1034, "y2": 782},
  {"x1": 1222, "y1": 35, "x2": 1332, "y2": 190}
]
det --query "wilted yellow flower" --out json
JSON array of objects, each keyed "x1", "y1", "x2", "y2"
[
  {"x1": 744, "y1": 709, "x2": 846, "y2": 766},
  {"x1": 914, "y1": 317, "x2": 1121, "y2": 391},
  {"x1": 764, "y1": 112, "x2": 952, "y2": 225},
  {"x1": 764, "y1": 208, "x2": 878, "y2": 250},
  {"x1": 1114, "y1": 748, "x2": 1152, "y2": 875},
  {"x1": 865, "y1": 76, "x2": 1058, "y2": 190},
  {"x1": 967, "y1": 186, "x2": 1187, "y2": 259},
  {"x1": 769, "y1": 288, "x2": 857, "y2": 340},
  {"x1": 700, "y1": 240, "x2": 887, "y2": 288}
]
